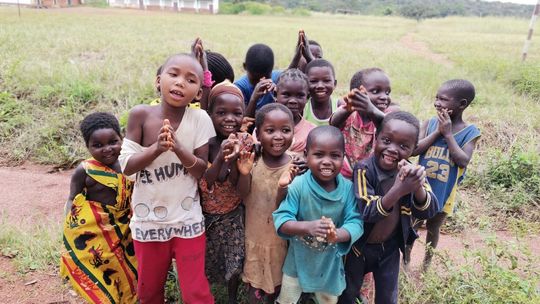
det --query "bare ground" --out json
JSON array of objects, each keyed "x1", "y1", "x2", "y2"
[
  {"x1": 0, "y1": 164, "x2": 538, "y2": 303},
  {"x1": 399, "y1": 32, "x2": 454, "y2": 68}
]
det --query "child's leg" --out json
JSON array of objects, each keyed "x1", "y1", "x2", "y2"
[
  {"x1": 275, "y1": 274, "x2": 303, "y2": 304},
  {"x1": 337, "y1": 248, "x2": 367, "y2": 304},
  {"x1": 314, "y1": 292, "x2": 338, "y2": 304},
  {"x1": 227, "y1": 274, "x2": 240, "y2": 304},
  {"x1": 246, "y1": 284, "x2": 280, "y2": 304},
  {"x1": 372, "y1": 240, "x2": 400, "y2": 304},
  {"x1": 424, "y1": 212, "x2": 447, "y2": 269},
  {"x1": 133, "y1": 240, "x2": 173, "y2": 304},
  {"x1": 403, "y1": 218, "x2": 423, "y2": 266},
  {"x1": 173, "y1": 235, "x2": 214, "y2": 304}
]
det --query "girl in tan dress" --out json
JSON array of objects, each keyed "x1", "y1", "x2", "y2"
[{"x1": 237, "y1": 103, "x2": 295, "y2": 303}]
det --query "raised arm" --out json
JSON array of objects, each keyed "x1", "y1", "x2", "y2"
[
  {"x1": 245, "y1": 78, "x2": 275, "y2": 119},
  {"x1": 437, "y1": 111, "x2": 478, "y2": 168},
  {"x1": 236, "y1": 151, "x2": 255, "y2": 199},
  {"x1": 413, "y1": 119, "x2": 439, "y2": 156}
]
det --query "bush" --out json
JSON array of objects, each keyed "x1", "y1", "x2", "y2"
[
  {"x1": 291, "y1": 7, "x2": 311, "y2": 16},
  {"x1": 243, "y1": 2, "x2": 272, "y2": 15},
  {"x1": 510, "y1": 64, "x2": 540, "y2": 101},
  {"x1": 400, "y1": 236, "x2": 540, "y2": 303},
  {"x1": 469, "y1": 149, "x2": 540, "y2": 221}
]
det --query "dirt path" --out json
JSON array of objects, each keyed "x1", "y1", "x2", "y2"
[
  {"x1": 399, "y1": 32, "x2": 454, "y2": 68},
  {"x1": 0, "y1": 164, "x2": 538, "y2": 303}
]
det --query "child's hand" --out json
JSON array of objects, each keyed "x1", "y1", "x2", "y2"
[
  {"x1": 437, "y1": 108, "x2": 452, "y2": 137},
  {"x1": 191, "y1": 37, "x2": 208, "y2": 71},
  {"x1": 291, "y1": 156, "x2": 308, "y2": 176},
  {"x1": 306, "y1": 218, "x2": 334, "y2": 240},
  {"x1": 252, "y1": 78, "x2": 275, "y2": 101},
  {"x1": 278, "y1": 164, "x2": 300, "y2": 188},
  {"x1": 158, "y1": 120, "x2": 175, "y2": 152},
  {"x1": 396, "y1": 164, "x2": 426, "y2": 194},
  {"x1": 222, "y1": 134, "x2": 240, "y2": 162},
  {"x1": 300, "y1": 30, "x2": 314, "y2": 62},
  {"x1": 322, "y1": 216, "x2": 338, "y2": 243},
  {"x1": 344, "y1": 86, "x2": 372, "y2": 114},
  {"x1": 240, "y1": 117, "x2": 255, "y2": 133},
  {"x1": 236, "y1": 150, "x2": 255, "y2": 175}
]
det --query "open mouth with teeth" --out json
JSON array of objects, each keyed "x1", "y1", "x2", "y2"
[
  {"x1": 221, "y1": 125, "x2": 237, "y2": 132},
  {"x1": 170, "y1": 90, "x2": 184, "y2": 100},
  {"x1": 380, "y1": 153, "x2": 398, "y2": 168},
  {"x1": 271, "y1": 142, "x2": 285, "y2": 152},
  {"x1": 320, "y1": 168, "x2": 334, "y2": 177}
]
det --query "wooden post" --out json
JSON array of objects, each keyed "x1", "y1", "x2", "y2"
[{"x1": 522, "y1": 0, "x2": 540, "y2": 61}]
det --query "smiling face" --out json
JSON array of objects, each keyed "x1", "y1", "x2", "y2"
[
  {"x1": 435, "y1": 86, "x2": 463, "y2": 117},
  {"x1": 374, "y1": 119, "x2": 417, "y2": 171},
  {"x1": 306, "y1": 135, "x2": 344, "y2": 191},
  {"x1": 256, "y1": 109, "x2": 294, "y2": 158},
  {"x1": 307, "y1": 66, "x2": 335, "y2": 104},
  {"x1": 157, "y1": 55, "x2": 203, "y2": 108},
  {"x1": 87, "y1": 128, "x2": 122, "y2": 166},
  {"x1": 363, "y1": 70, "x2": 391, "y2": 112},
  {"x1": 276, "y1": 79, "x2": 309, "y2": 123},
  {"x1": 210, "y1": 93, "x2": 244, "y2": 138}
]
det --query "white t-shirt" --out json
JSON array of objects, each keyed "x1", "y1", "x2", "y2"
[{"x1": 119, "y1": 108, "x2": 216, "y2": 242}]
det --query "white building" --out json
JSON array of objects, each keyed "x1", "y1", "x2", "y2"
[{"x1": 108, "y1": 0, "x2": 219, "y2": 14}]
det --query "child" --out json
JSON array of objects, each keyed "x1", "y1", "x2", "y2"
[
  {"x1": 236, "y1": 103, "x2": 295, "y2": 303},
  {"x1": 273, "y1": 126, "x2": 363, "y2": 304},
  {"x1": 407, "y1": 79, "x2": 481, "y2": 270},
  {"x1": 199, "y1": 80, "x2": 248, "y2": 304},
  {"x1": 235, "y1": 43, "x2": 281, "y2": 118},
  {"x1": 304, "y1": 59, "x2": 338, "y2": 126},
  {"x1": 60, "y1": 112, "x2": 137, "y2": 304},
  {"x1": 119, "y1": 53, "x2": 215, "y2": 303},
  {"x1": 338, "y1": 111, "x2": 439, "y2": 304},
  {"x1": 330, "y1": 68, "x2": 389, "y2": 180},
  {"x1": 274, "y1": 68, "x2": 316, "y2": 158},
  {"x1": 288, "y1": 29, "x2": 323, "y2": 72}
]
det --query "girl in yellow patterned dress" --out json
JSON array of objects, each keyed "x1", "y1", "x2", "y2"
[{"x1": 60, "y1": 112, "x2": 137, "y2": 304}]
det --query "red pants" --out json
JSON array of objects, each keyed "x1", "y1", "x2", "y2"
[{"x1": 134, "y1": 235, "x2": 214, "y2": 304}]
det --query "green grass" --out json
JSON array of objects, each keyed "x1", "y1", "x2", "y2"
[
  {"x1": 1, "y1": 6, "x2": 540, "y2": 303},
  {"x1": 0, "y1": 218, "x2": 63, "y2": 273}
]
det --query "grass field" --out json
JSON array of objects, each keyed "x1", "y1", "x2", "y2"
[{"x1": 1, "y1": 6, "x2": 539, "y2": 303}]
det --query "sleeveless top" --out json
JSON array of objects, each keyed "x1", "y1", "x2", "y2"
[
  {"x1": 418, "y1": 118, "x2": 480, "y2": 215},
  {"x1": 303, "y1": 97, "x2": 338, "y2": 126}
]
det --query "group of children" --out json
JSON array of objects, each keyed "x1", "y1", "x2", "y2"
[{"x1": 60, "y1": 32, "x2": 481, "y2": 304}]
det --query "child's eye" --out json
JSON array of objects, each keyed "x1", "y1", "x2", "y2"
[
  {"x1": 400, "y1": 144, "x2": 410, "y2": 150},
  {"x1": 385, "y1": 90, "x2": 391, "y2": 95},
  {"x1": 168, "y1": 73, "x2": 177, "y2": 77},
  {"x1": 331, "y1": 153, "x2": 342, "y2": 159},
  {"x1": 371, "y1": 89, "x2": 379, "y2": 94},
  {"x1": 235, "y1": 112, "x2": 243, "y2": 117},
  {"x1": 382, "y1": 137, "x2": 390, "y2": 144}
]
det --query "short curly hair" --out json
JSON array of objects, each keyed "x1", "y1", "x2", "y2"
[
  {"x1": 376, "y1": 111, "x2": 420, "y2": 145},
  {"x1": 440, "y1": 79, "x2": 476, "y2": 105},
  {"x1": 80, "y1": 112, "x2": 121, "y2": 146},
  {"x1": 254, "y1": 103, "x2": 294, "y2": 131},
  {"x1": 349, "y1": 67, "x2": 385, "y2": 90}
]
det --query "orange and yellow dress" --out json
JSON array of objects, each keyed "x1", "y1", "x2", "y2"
[{"x1": 60, "y1": 158, "x2": 137, "y2": 304}]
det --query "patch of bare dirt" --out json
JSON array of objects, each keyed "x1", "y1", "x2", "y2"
[
  {"x1": 400, "y1": 32, "x2": 454, "y2": 68},
  {"x1": 0, "y1": 163, "x2": 537, "y2": 302}
]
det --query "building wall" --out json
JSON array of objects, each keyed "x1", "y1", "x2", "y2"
[{"x1": 108, "y1": 0, "x2": 218, "y2": 14}]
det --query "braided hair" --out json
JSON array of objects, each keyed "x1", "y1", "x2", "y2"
[{"x1": 206, "y1": 50, "x2": 235, "y2": 87}]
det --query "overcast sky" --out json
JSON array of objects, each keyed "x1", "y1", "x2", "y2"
[{"x1": 483, "y1": 0, "x2": 537, "y2": 4}]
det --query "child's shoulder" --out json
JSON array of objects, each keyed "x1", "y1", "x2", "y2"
[{"x1": 128, "y1": 104, "x2": 158, "y2": 120}]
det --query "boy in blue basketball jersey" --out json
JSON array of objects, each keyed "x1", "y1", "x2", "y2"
[{"x1": 406, "y1": 79, "x2": 481, "y2": 270}]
